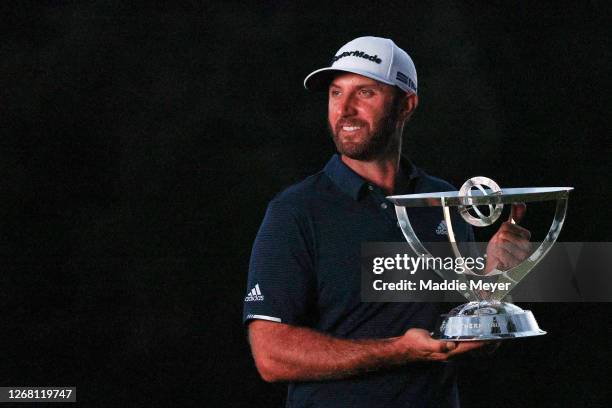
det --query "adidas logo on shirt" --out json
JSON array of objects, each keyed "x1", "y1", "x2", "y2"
[
  {"x1": 244, "y1": 283, "x2": 264, "y2": 302},
  {"x1": 435, "y1": 220, "x2": 448, "y2": 235}
]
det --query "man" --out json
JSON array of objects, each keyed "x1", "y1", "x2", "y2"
[{"x1": 244, "y1": 36, "x2": 531, "y2": 407}]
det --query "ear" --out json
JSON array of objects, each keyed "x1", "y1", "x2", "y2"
[{"x1": 400, "y1": 93, "x2": 419, "y2": 121}]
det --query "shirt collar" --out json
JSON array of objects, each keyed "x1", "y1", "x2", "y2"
[{"x1": 323, "y1": 154, "x2": 422, "y2": 200}]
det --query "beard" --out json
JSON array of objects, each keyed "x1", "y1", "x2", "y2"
[{"x1": 328, "y1": 98, "x2": 403, "y2": 162}]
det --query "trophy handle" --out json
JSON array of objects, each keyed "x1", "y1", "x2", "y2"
[
  {"x1": 395, "y1": 205, "x2": 479, "y2": 302},
  {"x1": 441, "y1": 196, "x2": 570, "y2": 301}
]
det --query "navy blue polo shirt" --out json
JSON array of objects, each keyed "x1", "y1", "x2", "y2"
[{"x1": 244, "y1": 154, "x2": 472, "y2": 408}]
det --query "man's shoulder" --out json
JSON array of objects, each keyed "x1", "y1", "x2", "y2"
[{"x1": 268, "y1": 169, "x2": 332, "y2": 212}]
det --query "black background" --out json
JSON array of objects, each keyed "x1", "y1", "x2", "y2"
[{"x1": 2, "y1": 1, "x2": 611, "y2": 407}]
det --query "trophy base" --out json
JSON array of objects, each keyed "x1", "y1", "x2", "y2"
[{"x1": 434, "y1": 301, "x2": 546, "y2": 341}]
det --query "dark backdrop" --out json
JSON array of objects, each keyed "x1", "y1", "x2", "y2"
[{"x1": 2, "y1": 1, "x2": 611, "y2": 407}]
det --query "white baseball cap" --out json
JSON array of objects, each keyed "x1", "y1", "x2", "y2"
[{"x1": 303, "y1": 36, "x2": 417, "y2": 95}]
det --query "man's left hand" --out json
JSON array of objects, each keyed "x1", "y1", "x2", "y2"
[{"x1": 484, "y1": 203, "x2": 531, "y2": 274}]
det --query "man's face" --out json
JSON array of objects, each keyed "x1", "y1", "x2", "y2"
[{"x1": 328, "y1": 72, "x2": 404, "y2": 161}]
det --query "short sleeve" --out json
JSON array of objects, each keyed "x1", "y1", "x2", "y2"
[{"x1": 243, "y1": 198, "x2": 316, "y2": 326}]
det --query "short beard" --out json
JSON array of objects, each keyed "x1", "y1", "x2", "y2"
[{"x1": 328, "y1": 93, "x2": 404, "y2": 162}]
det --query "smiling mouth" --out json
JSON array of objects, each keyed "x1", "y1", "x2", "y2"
[{"x1": 341, "y1": 125, "x2": 362, "y2": 132}]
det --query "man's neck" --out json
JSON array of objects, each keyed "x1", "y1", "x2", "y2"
[{"x1": 341, "y1": 153, "x2": 400, "y2": 195}]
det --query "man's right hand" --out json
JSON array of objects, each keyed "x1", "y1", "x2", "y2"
[
  {"x1": 395, "y1": 328, "x2": 486, "y2": 362},
  {"x1": 248, "y1": 321, "x2": 488, "y2": 383}
]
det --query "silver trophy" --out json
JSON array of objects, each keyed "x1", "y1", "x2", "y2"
[{"x1": 387, "y1": 177, "x2": 573, "y2": 340}]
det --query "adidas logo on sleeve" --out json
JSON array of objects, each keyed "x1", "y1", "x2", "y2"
[{"x1": 244, "y1": 283, "x2": 264, "y2": 302}]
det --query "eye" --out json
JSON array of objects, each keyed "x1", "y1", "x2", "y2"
[
  {"x1": 359, "y1": 88, "x2": 375, "y2": 97},
  {"x1": 330, "y1": 89, "x2": 341, "y2": 97}
]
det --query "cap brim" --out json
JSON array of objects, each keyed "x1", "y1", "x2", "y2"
[{"x1": 303, "y1": 67, "x2": 396, "y2": 91}]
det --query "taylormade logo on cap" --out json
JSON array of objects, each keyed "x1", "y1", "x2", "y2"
[
  {"x1": 332, "y1": 50, "x2": 382, "y2": 64},
  {"x1": 304, "y1": 36, "x2": 417, "y2": 95}
]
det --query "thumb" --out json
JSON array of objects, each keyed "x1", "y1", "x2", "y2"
[{"x1": 510, "y1": 203, "x2": 527, "y2": 224}]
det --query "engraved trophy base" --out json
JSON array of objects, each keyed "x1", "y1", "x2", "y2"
[{"x1": 434, "y1": 301, "x2": 546, "y2": 341}]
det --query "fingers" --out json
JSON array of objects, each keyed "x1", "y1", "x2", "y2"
[
  {"x1": 501, "y1": 234, "x2": 532, "y2": 255},
  {"x1": 497, "y1": 221, "x2": 531, "y2": 241},
  {"x1": 446, "y1": 341, "x2": 487, "y2": 357},
  {"x1": 425, "y1": 337, "x2": 456, "y2": 353},
  {"x1": 402, "y1": 329, "x2": 491, "y2": 362},
  {"x1": 492, "y1": 241, "x2": 531, "y2": 269},
  {"x1": 430, "y1": 339, "x2": 483, "y2": 356},
  {"x1": 487, "y1": 209, "x2": 532, "y2": 270},
  {"x1": 511, "y1": 203, "x2": 526, "y2": 223},
  {"x1": 437, "y1": 341, "x2": 457, "y2": 353},
  {"x1": 430, "y1": 340, "x2": 488, "y2": 360},
  {"x1": 426, "y1": 340, "x2": 458, "y2": 361}
]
